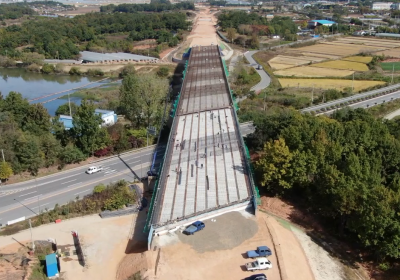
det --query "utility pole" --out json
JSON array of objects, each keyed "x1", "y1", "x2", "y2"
[
  {"x1": 392, "y1": 63, "x2": 395, "y2": 84},
  {"x1": 1, "y1": 149, "x2": 4, "y2": 162},
  {"x1": 311, "y1": 84, "x2": 314, "y2": 104},
  {"x1": 29, "y1": 219, "x2": 35, "y2": 252},
  {"x1": 352, "y1": 72, "x2": 355, "y2": 94},
  {"x1": 68, "y1": 92, "x2": 72, "y2": 116}
]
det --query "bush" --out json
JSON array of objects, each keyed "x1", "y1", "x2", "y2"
[
  {"x1": 93, "y1": 184, "x2": 106, "y2": 193},
  {"x1": 87, "y1": 68, "x2": 104, "y2": 77},
  {"x1": 55, "y1": 63, "x2": 65, "y2": 73},
  {"x1": 59, "y1": 145, "x2": 87, "y2": 166},
  {"x1": 41, "y1": 63, "x2": 55, "y2": 74},
  {"x1": 69, "y1": 66, "x2": 82, "y2": 75},
  {"x1": 119, "y1": 64, "x2": 136, "y2": 78},
  {"x1": 156, "y1": 66, "x2": 169, "y2": 78},
  {"x1": 27, "y1": 63, "x2": 41, "y2": 72}
]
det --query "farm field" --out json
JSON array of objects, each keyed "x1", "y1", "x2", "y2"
[
  {"x1": 278, "y1": 78, "x2": 385, "y2": 92},
  {"x1": 269, "y1": 63, "x2": 295, "y2": 70},
  {"x1": 274, "y1": 66, "x2": 354, "y2": 77},
  {"x1": 343, "y1": 56, "x2": 372, "y2": 63},
  {"x1": 312, "y1": 60, "x2": 369, "y2": 71},
  {"x1": 381, "y1": 62, "x2": 400, "y2": 71},
  {"x1": 373, "y1": 48, "x2": 400, "y2": 58}
]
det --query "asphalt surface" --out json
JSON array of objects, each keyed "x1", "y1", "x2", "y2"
[
  {"x1": 302, "y1": 83, "x2": 400, "y2": 114},
  {"x1": 243, "y1": 51, "x2": 271, "y2": 93},
  {"x1": 0, "y1": 123, "x2": 253, "y2": 226}
]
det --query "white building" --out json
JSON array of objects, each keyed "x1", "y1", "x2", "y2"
[{"x1": 372, "y1": 2, "x2": 393, "y2": 10}]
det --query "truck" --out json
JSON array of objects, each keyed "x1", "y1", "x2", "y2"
[
  {"x1": 86, "y1": 166, "x2": 103, "y2": 174},
  {"x1": 245, "y1": 258, "x2": 272, "y2": 271},
  {"x1": 247, "y1": 246, "x2": 272, "y2": 258},
  {"x1": 183, "y1": 221, "x2": 205, "y2": 235}
]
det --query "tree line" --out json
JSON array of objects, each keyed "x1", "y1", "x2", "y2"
[
  {"x1": 0, "y1": 66, "x2": 170, "y2": 181},
  {"x1": 0, "y1": 11, "x2": 189, "y2": 59},
  {"x1": 218, "y1": 11, "x2": 297, "y2": 40},
  {"x1": 0, "y1": 3, "x2": 35, "y2": 21},
  {"x1": 249, "y1": 108, "x2": 400, "y2": 260},
  {"x1": 100, "y1": 2, "x2": 194, "y2": 13}
]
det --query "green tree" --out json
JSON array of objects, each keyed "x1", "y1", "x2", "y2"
[
  {"x1": 55, "y1": 103, "x2": 77, "y2": 116},
  {"x1": 1, "y1": 92, "x2": 29, "y2": 126},
  {"x1": 13, "y1": 135, "x2": 43, "y2": 175},
  {"x1": 119, "y1": 63, "x2": 136, "y2": 78},
  {"x1": 226, "y1": 27, "x2": 237, "y2": 43},
  {"x1": 156, "y1": 66, "x2": 169, "y2": 78},
  {"x1": 255, "y1": 138, "x2": 293, "y2": 192},
  {"x1": 71, "y1": 100, "x2": 107, "y2": 155},
  {"x1": 0, "y1": 161, "x2": 13, "y2": 181},
  {"x1": 41, "y1": 63, "x2": 55, "y2": 74},
  {"x1": 59, "y1": 144, "x2": 86, "y2": 165},
  {"x1": 22, "y1": 103, "x2": 51, "y2": 134},
  {"x1": 40, "y1": 134, "x2": 61, "y2": 168}
]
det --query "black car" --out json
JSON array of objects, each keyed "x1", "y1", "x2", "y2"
[{"x1": 246, "y1": 274, "x2": 267, "y2": 280}]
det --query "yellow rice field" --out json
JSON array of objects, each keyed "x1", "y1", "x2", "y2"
[
  {"x1": 268, "y1": 62, "x2": 294, "y2": 70},
  {"x1": 312, "y1": 60, "x2": 369, "y2": 71},
  {"x1": 278, "y1": 78, "x2": 385, "y2": 92},
  {"x1": 274, "y1": 66, "x2": 354, "y2": 77},
  {"x1": 343, "y1": 56, "x2": 372, "y2": 63}
]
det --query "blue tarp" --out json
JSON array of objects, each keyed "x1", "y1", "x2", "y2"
[{"x1": 45, "y1": 253, "x2": 58, "y2": 277}]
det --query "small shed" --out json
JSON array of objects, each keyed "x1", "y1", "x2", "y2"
[{"x1": 45, "y1": 253, "x2": 59, "y2": 278}]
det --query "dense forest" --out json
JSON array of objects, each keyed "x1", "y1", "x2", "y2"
[
  {"x1": 0, "y1": 67, "x2": 169, "y2": 180},
  {"x1": 248, "y1": 108, "x2": 400, "y2": 259},
  {"x1": 0, "y1": 3, "x2": 35, "y2": 20},
  {"x1": 218, "y1": 11, "x2": 297, "y2": 38},
  {"x1": 0, "y1": 11, "x2": 189, "y2": 59},
  {"x1": 100, "y1": 1, "x2": 194, "y2": 13}
]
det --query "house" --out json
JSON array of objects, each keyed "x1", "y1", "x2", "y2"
[
  {"x1": 45, "y1": 253, "x2": 59, "y2": 278},
  {"x1": 372, "y1": 2, "x2": 393, "y2": 10},
  {"x1": 308, "y1": 20, "x2": 336, "y2": 29},
  {"x1": 58, "y1": 109, "x2": 117, "y2": 130}
]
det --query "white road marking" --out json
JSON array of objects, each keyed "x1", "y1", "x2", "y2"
[
  {"x1": 74, "y1": 190, "x2": 91, "y2": 195},
  {"x1": 68, "y1": 182, "x2": 82, "y2": 188},
  {"x1": 24, "y1": 195, "x2": 40, "y2": 201},
  {"x1": 108, "y1": 163, "x2": 117, "y2": 166},
  {"x1": 19, "y1": 191, "x2": 37, "y2": 197},
  {"x1": 61, "y1": 179, "x2": 77, "y2": 185},
  {"x1": 36, "y1": 173, "x2": 78, "y2": 187},
  {"x1": 127, "y1": 160, "x2": 140, "y2": 164},
  {"x1": 32, "y1": 203, "x2": 49, "y2": 209}
]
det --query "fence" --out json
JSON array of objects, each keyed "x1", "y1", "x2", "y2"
[{"x1": 216, "y1": 30, "x2": 230, "y2": 43}]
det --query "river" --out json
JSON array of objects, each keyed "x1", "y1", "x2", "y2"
[{"x1": 0, "y1": 68, "x2": 108, "y2": 116}]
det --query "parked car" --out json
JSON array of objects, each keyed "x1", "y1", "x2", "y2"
[
  {"x1": 245, "y1": 257, "x2": 272, "y2": 271},
  {"x1": 257, "y1": 64, "x2": 263, "y2": 70},
  {"x1": 245, "y1": 273, "x2": 267, "y2": 280},
  {"x1": 86, "y1": 166, "x2": 103, "y2": 174},
  {"x1": 183, "y1": 221, "x2": 205, "y2": 235},
  {"x1": 247, "y1": 246, "x2": 272, "y2": 258}
]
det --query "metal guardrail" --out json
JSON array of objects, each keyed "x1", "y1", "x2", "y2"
[{"x1": 302, "y1": 83, "x2": 400, "y2": 113}]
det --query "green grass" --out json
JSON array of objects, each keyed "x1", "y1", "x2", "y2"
[
  {"x1": 368, "y1": 98, "x2": 400, "y2": 118},
  {"x1": 381, "y1": 62, "x2": 400, "y2": 71},
  {"x1": 219, "y1": 43, "x2": 226, "y2": 50}
]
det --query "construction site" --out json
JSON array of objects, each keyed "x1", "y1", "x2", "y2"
[{"x1": 146, "y1": 45, "x2": 257, "y2": 241}]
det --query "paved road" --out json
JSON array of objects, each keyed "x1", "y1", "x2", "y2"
[
  {"x1": 302, "y1": 83, "x2": 400, "y2": 114},
  {"x1": 239, "y1": 121, "x2": 255, "y2": 136},
  {"x1": 0, "y1": 123, "x2": 253, "y2": 226},
  {"x1": 384, "y1": 108, "x2": 400, "y2": 119},
  {"x1": 243, "y1": 51, "x2": 271, "y2": 93}
]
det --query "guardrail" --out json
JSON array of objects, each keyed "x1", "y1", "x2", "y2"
[{"x1": 302, "y1": 83, "x2": 400, "y2": 113}]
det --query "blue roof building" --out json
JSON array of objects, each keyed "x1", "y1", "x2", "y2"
[
  {"x1": 58, "y1": 109, "x2": 117, "y2": 130},
  {"x1": 308, "y1": 20, "x2": 336, "y2": 28},
  {"x1": 45, "y1": 253, "x2": 59, "y2": 278}
]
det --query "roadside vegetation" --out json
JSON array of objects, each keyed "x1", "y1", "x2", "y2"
[
  {"x1": 230, "y1": 58, "x2": 261, "y2": 97},
  {"x1": 0, "y1": 180, "x2": 135, "y2": 236},
  {"x1": 0, "y1": 64, "x2": 172, "y2": 182}
]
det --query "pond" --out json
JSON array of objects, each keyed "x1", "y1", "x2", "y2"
[{"x1": 0, "y1": 68, "x2": 108, "y2": 116}]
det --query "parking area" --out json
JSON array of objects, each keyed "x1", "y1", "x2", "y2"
[{"x1": 147, "y1": 211, "x2": 282, "y2": 280}]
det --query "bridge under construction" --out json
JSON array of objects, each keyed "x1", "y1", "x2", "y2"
[{"x1": 146, "y1": 45, "x2": 257, "y2": 241}]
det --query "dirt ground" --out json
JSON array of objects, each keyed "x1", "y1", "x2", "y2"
[
  {"x1": 0, "y1": 214, "x2": 135, "y2": 280},
  {"x1": 187, "y1": 8, "x2": 219, "y2": 47}
]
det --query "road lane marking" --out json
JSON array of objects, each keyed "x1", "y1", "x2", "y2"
[
  {"x1": 74, "y1": 190, "x2": 91, "y2": 196},
  {"x1": 32, "y1": 203, "x2": 49, "y2": 209},
  {"x1": 0, "y1": 166, "x2": 152, "y2": 215},
  {"x1": 24, "y1": 195, "x2": 40, "y2": 201},
  {"x1": 36, "y1": 173, "x2": 78, "y2": 187},
  {"x1": 19, "y1": 191, "x2": 37, "y2": 197},
  {"x1": 61, "y1": 179, "x2": 77, "y2": 185},
  {"x1": 68, "y1": 182, "x2": 82, "y2": 188}
]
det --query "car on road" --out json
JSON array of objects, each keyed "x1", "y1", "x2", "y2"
[
  {"x1": 245, "y1": 257, "x2": 272, "y2": 271},
  {"x1": 183, "y1": 221, "x2": 205, "y2": 235},
  {"x1": 245, "y1": 273, "x2": 267, "y2": 280},
  {"x1": 247, "y1": 246, "x2": 272, "y2": 258},
  {"x1": 86, "y1": 166, "x2": 103, "y2": 174}
]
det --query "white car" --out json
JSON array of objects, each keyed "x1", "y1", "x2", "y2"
[
  {"x1": 86, "y1": 166, "x2": 103, "y2": 174},
  {"x1": 245, "y1": 258, "x2": 272, "y2": 271}
]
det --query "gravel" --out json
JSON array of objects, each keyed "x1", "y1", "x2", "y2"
[
  {"x1": 177, "y1": 211, "x2": 258, "y2": 253},
  {"x1": 291, "y1": 226, "x2": 345, "y2": 280}
]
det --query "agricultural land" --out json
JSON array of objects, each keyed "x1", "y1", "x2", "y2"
[{"x1": 260, "y1": 36, "x2": 400, "y2": 92}]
